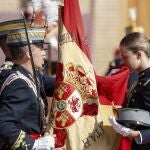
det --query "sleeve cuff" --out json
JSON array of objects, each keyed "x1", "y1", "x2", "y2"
[
  {"x1": 11, "y1": 130, "x2": 35, "y2": 150},
  {"x1": 135, "y1": 131, "x2": 142, "y2": 144}
]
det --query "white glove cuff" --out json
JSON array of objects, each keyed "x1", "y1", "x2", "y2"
[
  {"x1": 32, "y1": 136, "x2": 55, "y2": 150},
  {"x1": 32, "y1": 140, "x2": 38, "y2": 150},
  {"x1": 135, "y1": 131, "x2": 142, "y2": 144},
  {"x1": 109, "y1": 116, "x2": 131, "y2": 137}
]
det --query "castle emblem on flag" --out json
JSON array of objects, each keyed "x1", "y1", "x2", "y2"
[{"x1": 51, "y1": 82, "x2": 83, "y2": 128}]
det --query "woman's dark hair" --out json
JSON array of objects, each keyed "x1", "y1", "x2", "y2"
[{"x1": 120, "y1": 32, "x2": 150, "y2": 57}]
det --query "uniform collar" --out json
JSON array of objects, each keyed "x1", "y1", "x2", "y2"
[{"x1": 12, "y1": 64, "x2": 35, "y2": 82}]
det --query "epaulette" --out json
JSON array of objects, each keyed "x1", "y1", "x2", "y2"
[
  {"x1": 0, "y1": 61, "x2": 13, "y2": 73},
  {"x1": 0, "y1": 71, "x2": 37, "y2": 96}
]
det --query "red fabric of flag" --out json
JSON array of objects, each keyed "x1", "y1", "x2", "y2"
[
  {"x1": 61, "y1": 0, "x2": 91, "y2": 61},
  {"x1": 51, "y1": 0, "x2": 131, "y2": 149},
  {"x1": 96, "y1": 65, "x2": 129, "y2": 105}
]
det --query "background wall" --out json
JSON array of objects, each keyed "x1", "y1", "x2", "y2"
[
  {"x1": 0, "y1": 0, "x2": 21, "y2": 21},
  {"x1": 128, "y1": 0, "x2": 150, "y2": 36},
  {"x1": 79, "y1": 0, "x2": 128, "y2": 75},
  {"x1": 0, "y1": 0, "x2": 21, "y2": 66},
  {"x1": 0, "y1": 0, "x2": 150, "y2": 75}
]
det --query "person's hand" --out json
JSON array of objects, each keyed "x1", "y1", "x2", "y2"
[
  {"x1": 109, "y1": 116, "x2": 131, "y2": 137},
  {"x1": 32, "y1": 135, "x2": 55, "y2": 150}
]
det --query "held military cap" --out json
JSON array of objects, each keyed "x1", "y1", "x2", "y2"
[
  {"x1": 0, "y1": 19, "x2": 31, "y2": 38},
  {"x1": 116, "y1": 108, "x2": 150, "y2": 130},
  {"x1": 7, "y1": 27, "x2": 46, "y2": 47}
]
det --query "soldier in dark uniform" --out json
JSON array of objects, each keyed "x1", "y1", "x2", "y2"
[
  {"x1": 0, "y1": 19, "x2": 33, "y2": 150},
  {"x1": 0, "y1": 27, "x2": 55, "y2": 150},
  {"x1": 109, "y1": 32, "x2": 150, "y2": 150}
]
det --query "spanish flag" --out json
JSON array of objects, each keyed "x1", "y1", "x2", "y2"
[
  {"x1": 50, "y1": 0, "x2": 99, "y2": 148},
  {"x1": 50, "y1": 0, "x2": 129, "y2": 149}
]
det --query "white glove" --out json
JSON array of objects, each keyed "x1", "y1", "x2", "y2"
[
  {"x1": 109, "y1": 116, "x2": 131, "y2": 137},
  {"x1": 32, "y1": 135, "x2": 55, "y2": 150}
]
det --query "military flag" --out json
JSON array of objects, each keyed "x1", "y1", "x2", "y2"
[
  {"x1": 49, "y1": 0, "x2": 130, "y2": 149},
  {"x1": 50, "y1": 0, "x2": 100, "y2": 148}
]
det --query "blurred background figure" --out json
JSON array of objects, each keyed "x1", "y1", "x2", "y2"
[
  {"x1": 125, "y1": 7, "x2": 144, "y2": 35},
  {"x1": 22, "y1": 0, "x2": 34, "y2": 19},
  {"x1": 105, "y1": 48, "x2": 122, "y2": 76}
]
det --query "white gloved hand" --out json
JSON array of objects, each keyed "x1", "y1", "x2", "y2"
[
  {"x1": 109, "y1": 116, "x2": 131, "y2": 137},
  {"x1": 32, "y1": 135, "x2": 55, "y2": 150}
]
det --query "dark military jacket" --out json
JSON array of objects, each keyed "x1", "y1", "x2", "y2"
[
  {"x1": 127, "y1": 67, "x2": 150, "y2": 150},
  {"x1": 0, "y1": 64, "x2": 55, "y2": 150}
]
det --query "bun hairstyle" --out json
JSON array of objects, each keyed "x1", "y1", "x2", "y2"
[{"x1": 120, "y1": 32, "x2": 150, "y2": 57}]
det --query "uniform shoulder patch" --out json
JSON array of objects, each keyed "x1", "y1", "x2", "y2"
[
  {"x1": 0, "y1": 71, "x2": 37, "y2": 96},
  {"x1": 0, "y1": 61, "x2": 13, "y2": 73}
]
